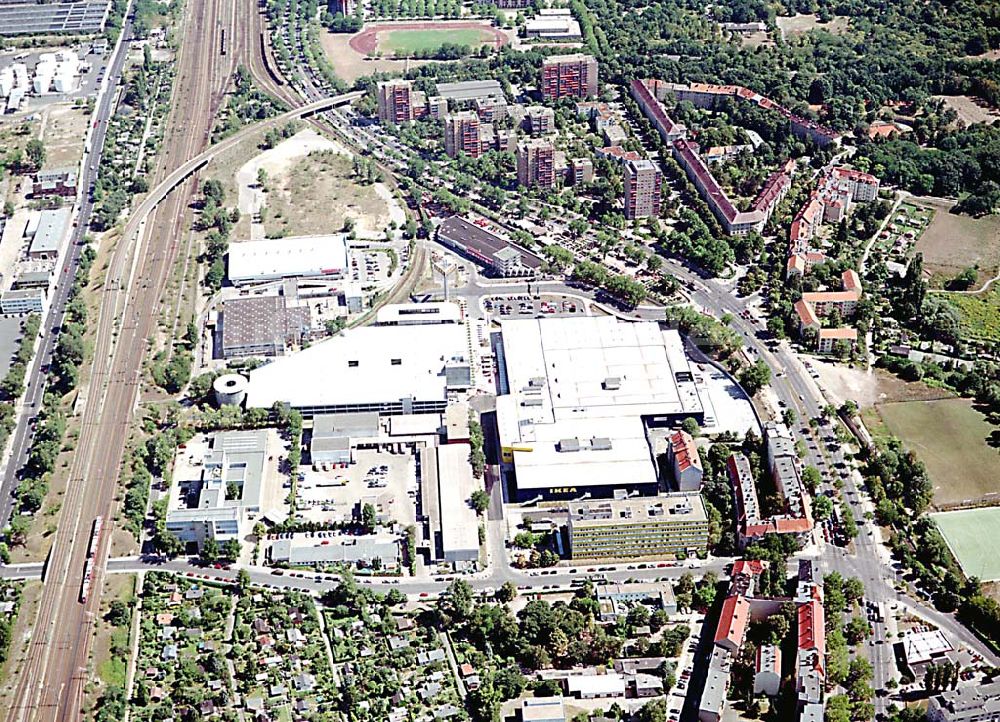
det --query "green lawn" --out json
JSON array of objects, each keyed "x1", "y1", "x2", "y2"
[
  {"x1": 876, "y1": 398, "x2": 1000, "y2": 506},
  {"x1": 932, "y1": 507, "x2": 1000, "y2": 581},
  {"x1": 381, "y1": 28, "x2": 491, "y2": 54}
]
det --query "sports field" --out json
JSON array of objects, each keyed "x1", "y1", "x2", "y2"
[
  {"x1": 381, "y1": 27, "x2": 493, "y2": 54},
  {"x1": 932, "y1": 507, "x2": 1000, "y2": 581},
  {"x1": 876, "y1": 398, "x2": 1000, "y2": 506}
]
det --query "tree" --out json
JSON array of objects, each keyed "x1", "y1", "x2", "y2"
[
  {"x1": 496, "y1": 581, "x2": 517, "y2": 603},
  {"x1": 222, "y1": 539, "x2": 241, "y2": 560},
  {"x1": 813, "y1": 493, "x2": 834, "y2": 520},
  {"x1": 470, "y1": 488, "x2": 490, "y2": 515},
  {"x1": 738, "y1": 360, "x2": 771, "y2": 395},
  {"x1": 782, "y1": 408, "x2": 797, "y2": 427},
  {"x1": 680, "y1": 417, "x2": 700, "y2": 436},
  {"x1": 801, "y1": 466, "x2": 822, "y2": 493},
  {"x1": 106, "y1": 599, "x2": 131, "y2": 627},
  {"x1": 25, "y1": 139, "x2": 45, "y2": 170},
  {"x1": 439, "y1": 579, "x2": 474, "y2": 623},
  {"x1": 635, "y1": 698, "x2": 667, "y2": 722},
  {"x1": 361, "y1": 502, "x2": 377, "y2": 533},
  {"x1": 844, "y1": 615, "x2": 870, "y2": 645},
  {"x1": 201, "y1": 537, "x2": 219, "y2": 563}
]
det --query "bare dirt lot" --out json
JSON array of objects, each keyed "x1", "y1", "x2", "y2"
[
  {"x1": 776, "y1": 14, "x2": 849, "y2": 37},
  {"x1": 41, "y1": 102, "x2": 89, "y2": 168},
  {"x1": 910, "y1": 196, "x2": 1000, "y2": 284},
  {"x1": 263, "y1": 147, "x2": 395, "y2": 238},
  {"x1": 816, "y1": 363, "x2": 953, "y2": 409},
  {"x1": 934, "y1": 95, "x2": 999, "y2": 126}
]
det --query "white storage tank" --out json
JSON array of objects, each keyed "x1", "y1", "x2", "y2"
[{"x1": 213, "y1": 373, "x2": 249, "y2": 407}]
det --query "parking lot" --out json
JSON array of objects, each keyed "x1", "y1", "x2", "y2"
[
  {"x1": 296, "y1": 448, "x2": 417, "y2": 527},
  {"x1": 484, "y1": 293, "x2": 589, "y2": 319},
  {"x1": 349, "y1": 247, "x2": 395, "y2": 286}
]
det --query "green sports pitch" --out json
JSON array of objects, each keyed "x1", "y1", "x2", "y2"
[
  {"x1": 932, "y1": 507, "x2": 1000, "y2": 581},
  {"x1": 381, "y1": 28, "x2": 493, "y2": 54}
]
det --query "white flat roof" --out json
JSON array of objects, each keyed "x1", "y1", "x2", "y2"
[
  {"x1": 228, "y1": 235, "x2": 348, "y2": 284},
  {"x1": 376, "y1": 301, "x2": 461, "y2": 325},
  {"x1": 245, "y1": 323, "x2": 468, "y2": 411},
  {"x1": 496, "y1": 317, "x2": 703, "y2": 489},
  {"x1": 436, "y1": 443, "x2": 480, "y2": 556},
  {"x1": 903, "y1": 629, "x2": 953, "y2": 665},
  {"x1": 565, "y1": 673, "x2": 626, "y2": 696}
]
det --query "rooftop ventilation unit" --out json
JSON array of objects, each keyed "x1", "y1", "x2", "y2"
[{"x1": 557, "y1": 438, "x2": 581, "y2": 452}]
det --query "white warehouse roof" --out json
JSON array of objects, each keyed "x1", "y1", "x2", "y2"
[
  {"x1": 228, "y1": 235, "x2": 348, "y2": 285},
  {"x1": 496, "y1": 316, "x2": 703, "y2": 491},
  {"x1": 245, "y1": 321, "x2": 470, "y2": 415}
]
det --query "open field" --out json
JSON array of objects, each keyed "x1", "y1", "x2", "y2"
[
  {"x1": 776, "y1": 14, "x2": 849, "y2": 37},
  {"x1": 934, "y1": 95, "x2": 999, "y2": 126},
  {"x1": 911, "y1": 196, "x2": 1000, "y2": 284},
  {"x1": 944, "y1": 285, "x2": 1000, "y2": 342},
  {"x1": 263, "y1": 149, "x2": 394, "y2": 237},
  {"x1": 818, "y1": 364, "x2": 952, "y2": 410},
  {"x1": 875, "y1": 398, "x2": 1000, "y2": 507},
  {"x1": 932, "y1": 507, "x2": 1000, "y2": 581}
]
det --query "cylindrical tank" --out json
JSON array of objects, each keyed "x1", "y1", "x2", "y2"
[{"x1": 213, "y1": 373, "x2": 249, "y2": 407}]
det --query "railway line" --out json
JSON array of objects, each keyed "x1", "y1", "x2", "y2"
[{"x1": 3, "y1": 0, "x2": 236, "y2": 718}]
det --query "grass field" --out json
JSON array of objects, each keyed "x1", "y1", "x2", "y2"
[
  {"x1": 876, "y1": 398, "x2": 1000, "y2": 506},
  {"x1": 912, "y1": 196, "x2": 1000, "y2": 284},
  {"x1": 932, "y1": 508, "x2": 1000, "y2": 581},
  {"x1": 775, "y1": 14, "x2": 849, "y2": 36},
  {"x1": 381, "y1": 27, "x2": 492, "y2": 54}
]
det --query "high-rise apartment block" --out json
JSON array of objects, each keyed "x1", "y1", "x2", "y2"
[
  {"x1": 525, "y1": 105, "x2": 555, "y2": 135},
  {"x1": 516, "y1": 138, "x2": 556, "y2": 188},
  {"x1": 624, "y1": 158, "x2": 662, "y2": 219},
  {"x1": 541, "y1": 54, "x2": 598, "y2": 100},
  {"x1": 444, "y1": 111, "x2": 482, "y2": 158},
  {"x1": 377, "y1": 80, "x2": 415, "y2": 124}
]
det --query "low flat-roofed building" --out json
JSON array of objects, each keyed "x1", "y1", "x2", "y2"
[
  {"x1": 927, "y1": 680, "x2": 1000, "y2": 722},
  {"x1": 901, "y1": 629, "x2": 953, "y2": 669},
  {"x1": 521, "y1": 697, "x2": 566, "y2": 722},
  {"x1": 0, "y1": 0, "x2": 111, "y2": 35},
  {"x1": 28, "y1": 208, "x2": 71, "y2": 260},
  {"x1": 564, "y1": 673, "x2": 626, "y2": 699},
  {"x1": 376, "y1": 301, "x2": 461, "y2": 326},
  {"x1": 496, "y1": 316, "x2": 704, "y2": 500},
  {"x1": 436, "y1": 79, "x2": 505, "y2": 103},
  {"x1": 11, "y1": 270, "x2": 52, "y2": 290},
  {"x1": 269, "y1": 533, "x2": 399, "y2": 569},
  {"x1": 310, "y1": 412, "x2": 380, "y2": 466},
  {"x1": 433, "y1": 443, "x2": 480, "y2": 563},
  {"x1": 165, "y1": 430, "x2": 278, "y2": 549},
  {"x1": 219, "y1": 295, "x2": 312, "y2": 359},
  {"x1": 244, "y1": 319, "x2": 471, "y2": 417},
  {"x1": 595, "y1": 582, "x2": 677, "y2": 621},
  {"x1": 0, "y1": 288, "x2": 45, "y2": 315},
  {"x1": 568, "y1": 493, "x2": 709, "y2": 559},
  {"x1": 444, "y1": 402, "x2": 470, "y2": 443},
  {"x1": 436, "y1": 216, "x2": 542, "y2": 275},
  {"x1": 227, "y1": 235, "x2": 348, "y2": 285},
  {"x1": 524, "y1": 15, "x2": 582, "y2": 38}
]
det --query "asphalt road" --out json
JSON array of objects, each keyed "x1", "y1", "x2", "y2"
[{"x1": 0, "y1": 17, "x2": 134, "y2": 529}]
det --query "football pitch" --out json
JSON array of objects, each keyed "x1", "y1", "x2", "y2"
[
  {"x1": 931, "y1": 507, "x2": 1000, "y2": 581},
  {"x1": 381, "y1": 28, "x2": 492, "y2": 54}
]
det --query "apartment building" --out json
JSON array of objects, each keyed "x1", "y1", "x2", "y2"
[
  {"x1": 569, "y1": 157, "x2": 594, "y2": 185},
  {"x1": 524, "y1": 105, "x2": 555, "y2": 135},
  {"x1": 629, "y1": 79, "x2": 688, "y2": 143},
  {"x1": 667, "y1": 429, "x2": 702, "y2": 491},
  {"x1": 377, "y1": 79, "x2": 415, "y2": 124},
  {"x1": 567, "y1": 494, "x2": 709, "y2": 559},
  {"x1": 541, "y1": 53, "x2": 598, "y2": 100},
  {"x1": 624, "y1": 158, "x2": 662, "y2": 219},
  {"x1": 672, "y1": 139, "x2": 766, "y2": 235},
  {"x1": 927, "y1": 681, "x2": 1000, "y2": 722},
  {"x1": 516, "y1": 138, "x2": 556, "y2": 188},
  {"x1": 444, "y1": 111, "x2": 482, "y2": 158}
]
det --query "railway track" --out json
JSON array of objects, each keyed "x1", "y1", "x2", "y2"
[{"x1": 3, "y1": 0, "x2": 236, "y2": 718}]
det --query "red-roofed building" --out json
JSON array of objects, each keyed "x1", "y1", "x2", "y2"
[
  {"x1": 667, "y1": 429, "x2": 703, "y2": 491},
  {"x1": 797, "y1": 598, "x2": 825, "y2": 659},
  {"x1": 818, "y1": 327, "x2": 858, "y2": 354},
  {"x1": 714, "y1": 595, "x2": 750, "y2": 654},
  {"x1": 795, "y1": 299, "x2": 820, "y2": 332}
]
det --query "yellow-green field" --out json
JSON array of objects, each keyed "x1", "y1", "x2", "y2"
[{"x1": 875, "y1": 398, "x2": 1000, "y2": 506}]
